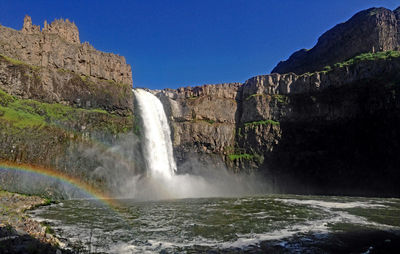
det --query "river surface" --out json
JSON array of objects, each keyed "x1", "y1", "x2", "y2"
[{"x1": 28, "y1": 194, "x2": 400, "y2": 253}]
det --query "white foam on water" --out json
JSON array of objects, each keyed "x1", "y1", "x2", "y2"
[
  {"x1": 29, "y1": 197, "x2": 400, "y2": 253},
  {"x1": 219, "y1": 198, "x2": 396, "y2": 249},
  {"x1": 275, "y1": 199, "x2": 387, "y2": 209}
]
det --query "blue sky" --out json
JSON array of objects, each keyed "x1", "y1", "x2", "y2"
[{"x1": 0, "y1": 0, "x2": 398, "y2": 89}]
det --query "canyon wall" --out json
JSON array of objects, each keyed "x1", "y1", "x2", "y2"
[
  {"x1": 154, "y1": 6, "x2": 400, "y2": 196},
  {"x1": 157, "y1": 55, "x2": 400, "y2": 196},
  {"x1": 2, "y1": 7, "x2": 400, "y2": 197}
]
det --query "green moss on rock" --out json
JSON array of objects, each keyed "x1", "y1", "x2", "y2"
[
  {"x1": 228, "y1": 153, "x2": 254, "y2": 161},
  {"x1": 244, "y1": 119, "x2": 280, "y2": 127}
]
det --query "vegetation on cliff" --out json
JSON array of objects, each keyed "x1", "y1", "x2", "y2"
[
  {"x1": 0, "y1": 52, "x2": 133, "y2": 116},
  {"x1": 228, "y1": 153, "x2": 254, "y2": 161},
  {"x1": 326, "y1": 50, "x2": 400, "y2": 70},
  {"x1": 0, "y1": 87, "x2": 134, "y2": 193},
  {"x1": 244, "y1": 119, "x2": 280, "y2": 128},
  {"x1": 0, "y1": 88, "x2": 132, "y2": 134}
]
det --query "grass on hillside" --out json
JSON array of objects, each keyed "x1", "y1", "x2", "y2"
[
  {"x1": 0, "y1": 88, "x2": 124, "y2": 132},
  {"x1": 329, "y1": 50, "x2": 400, "y2": 69},
  {"x1": 301, "y1": 51, "x2": 400, "y2": 76}
]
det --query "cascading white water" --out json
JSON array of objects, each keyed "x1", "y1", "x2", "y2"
[
  {"x1": 133, "y1": 89, "x2": 177, "y2": 179},
  {"x1": 129, "y1": 89, "x2": 264, "y2": 200}
]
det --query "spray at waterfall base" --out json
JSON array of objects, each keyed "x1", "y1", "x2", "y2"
[
  {"x1": 127, "y1": 89, "x2": 269, "y2": 200},
  {"x1": 0, "y1": 89, "x2": 268, "y2": 201}
]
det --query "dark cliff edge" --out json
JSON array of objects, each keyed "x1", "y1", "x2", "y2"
[{"x1": 272, "y1": 7, "x2": 400, "y2": 75}]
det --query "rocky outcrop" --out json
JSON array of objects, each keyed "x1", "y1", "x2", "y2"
[
  {"x1": 0, "y1": 15, "x2": 132, "y2": 86},
  {"x1": 272, "y1": 7, "x2": 400, "y2": 74},
  {"x1": 0, "y1": 16, "x2": 133, "y2": 114},
  {"x1": 22, "y1": 15, "x2": 80, "y2": 44}
]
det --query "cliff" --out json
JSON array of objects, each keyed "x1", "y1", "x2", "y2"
[
  {"x1": 0, "y1": 16, "x2": 136, "y2": 196},
  {"x1": 0, "y1": 16, "x2": 133, "y2": 115},
  {"x1": 147, "y1": 7, "x2": 400, "y2": 197},
  {"x1": 2, "y1": 15, "x2": 132, "y2": 85},
  {"x1": 272, "y1": 7, "x2": 400, "y2": 74},
  {"x1": 156, "y1": 51, "x2": 400, "y2": 196}
]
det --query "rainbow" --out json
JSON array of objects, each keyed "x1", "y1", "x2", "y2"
[{"x1": 0, "y1": 161, "x2": 119, "y2": 208}]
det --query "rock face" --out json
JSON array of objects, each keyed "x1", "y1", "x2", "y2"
[
  {"x1": 0, "y1": 55, "x2": 133, "y2": 115},
  {"x1": 237, "y1": 58, "x2": 400, "y2": 195},
  {"x1": 22, "y1": 15, "x2": 80, "y2": 44},
  {"x1": 153, "y1": 84, "x2": 241, "y2": 167},
  {"x1": 1, "y1": 15, "x2": 132, "y2": 85},
  {"x1": 158, "y1": 55, "x2": 400, "y2": 196},
  {"x1": 0, "y1": 16, "x2": 133, "y2": 114},
  {"x1": 272, "y1": 7, "x2": 400, "y2": 74}
]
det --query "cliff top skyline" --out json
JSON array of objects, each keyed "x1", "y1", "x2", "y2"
[{"x1": 0, "y1": 0, "x2": 398, "y2": 89}]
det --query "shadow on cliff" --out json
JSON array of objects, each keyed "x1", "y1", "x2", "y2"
[{"x1": 261, "y1": 79, "x2": 400, "y2": 197}]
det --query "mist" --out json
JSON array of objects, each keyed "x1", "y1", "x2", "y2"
[{"x1": 88, "y1": 132, "x2": 271, "y2": 201}]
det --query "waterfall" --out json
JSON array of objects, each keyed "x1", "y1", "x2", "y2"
[{"x1": 133, "y1": 89, "x2": 177, "y2": 179}]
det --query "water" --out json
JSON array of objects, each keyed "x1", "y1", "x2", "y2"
[
  {"x1": 56, "y1": 90, "x2": 400, "y2": 253},
  {"x1": 133, "y1": 89, "x2": 177, "y2": 179},
  {"x1": 29, "y1": 195, "x2": 400, "y2": 253}
]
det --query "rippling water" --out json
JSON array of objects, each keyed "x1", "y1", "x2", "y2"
[{"x1": 28, "y1": 195, "x2": 400, "y2": 253}]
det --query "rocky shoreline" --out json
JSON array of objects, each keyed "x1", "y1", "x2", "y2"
[{"x1": 0, "y1": 190, "x2": 67, "y2": 253}]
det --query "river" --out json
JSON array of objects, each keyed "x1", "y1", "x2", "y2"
[{"x1": 28, "y1": 194, "x2": 400, "y2": 253}]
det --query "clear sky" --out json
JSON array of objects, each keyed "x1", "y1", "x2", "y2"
[{"x1": 0, "y1": 0, "x2": 398, "y2": 89}]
